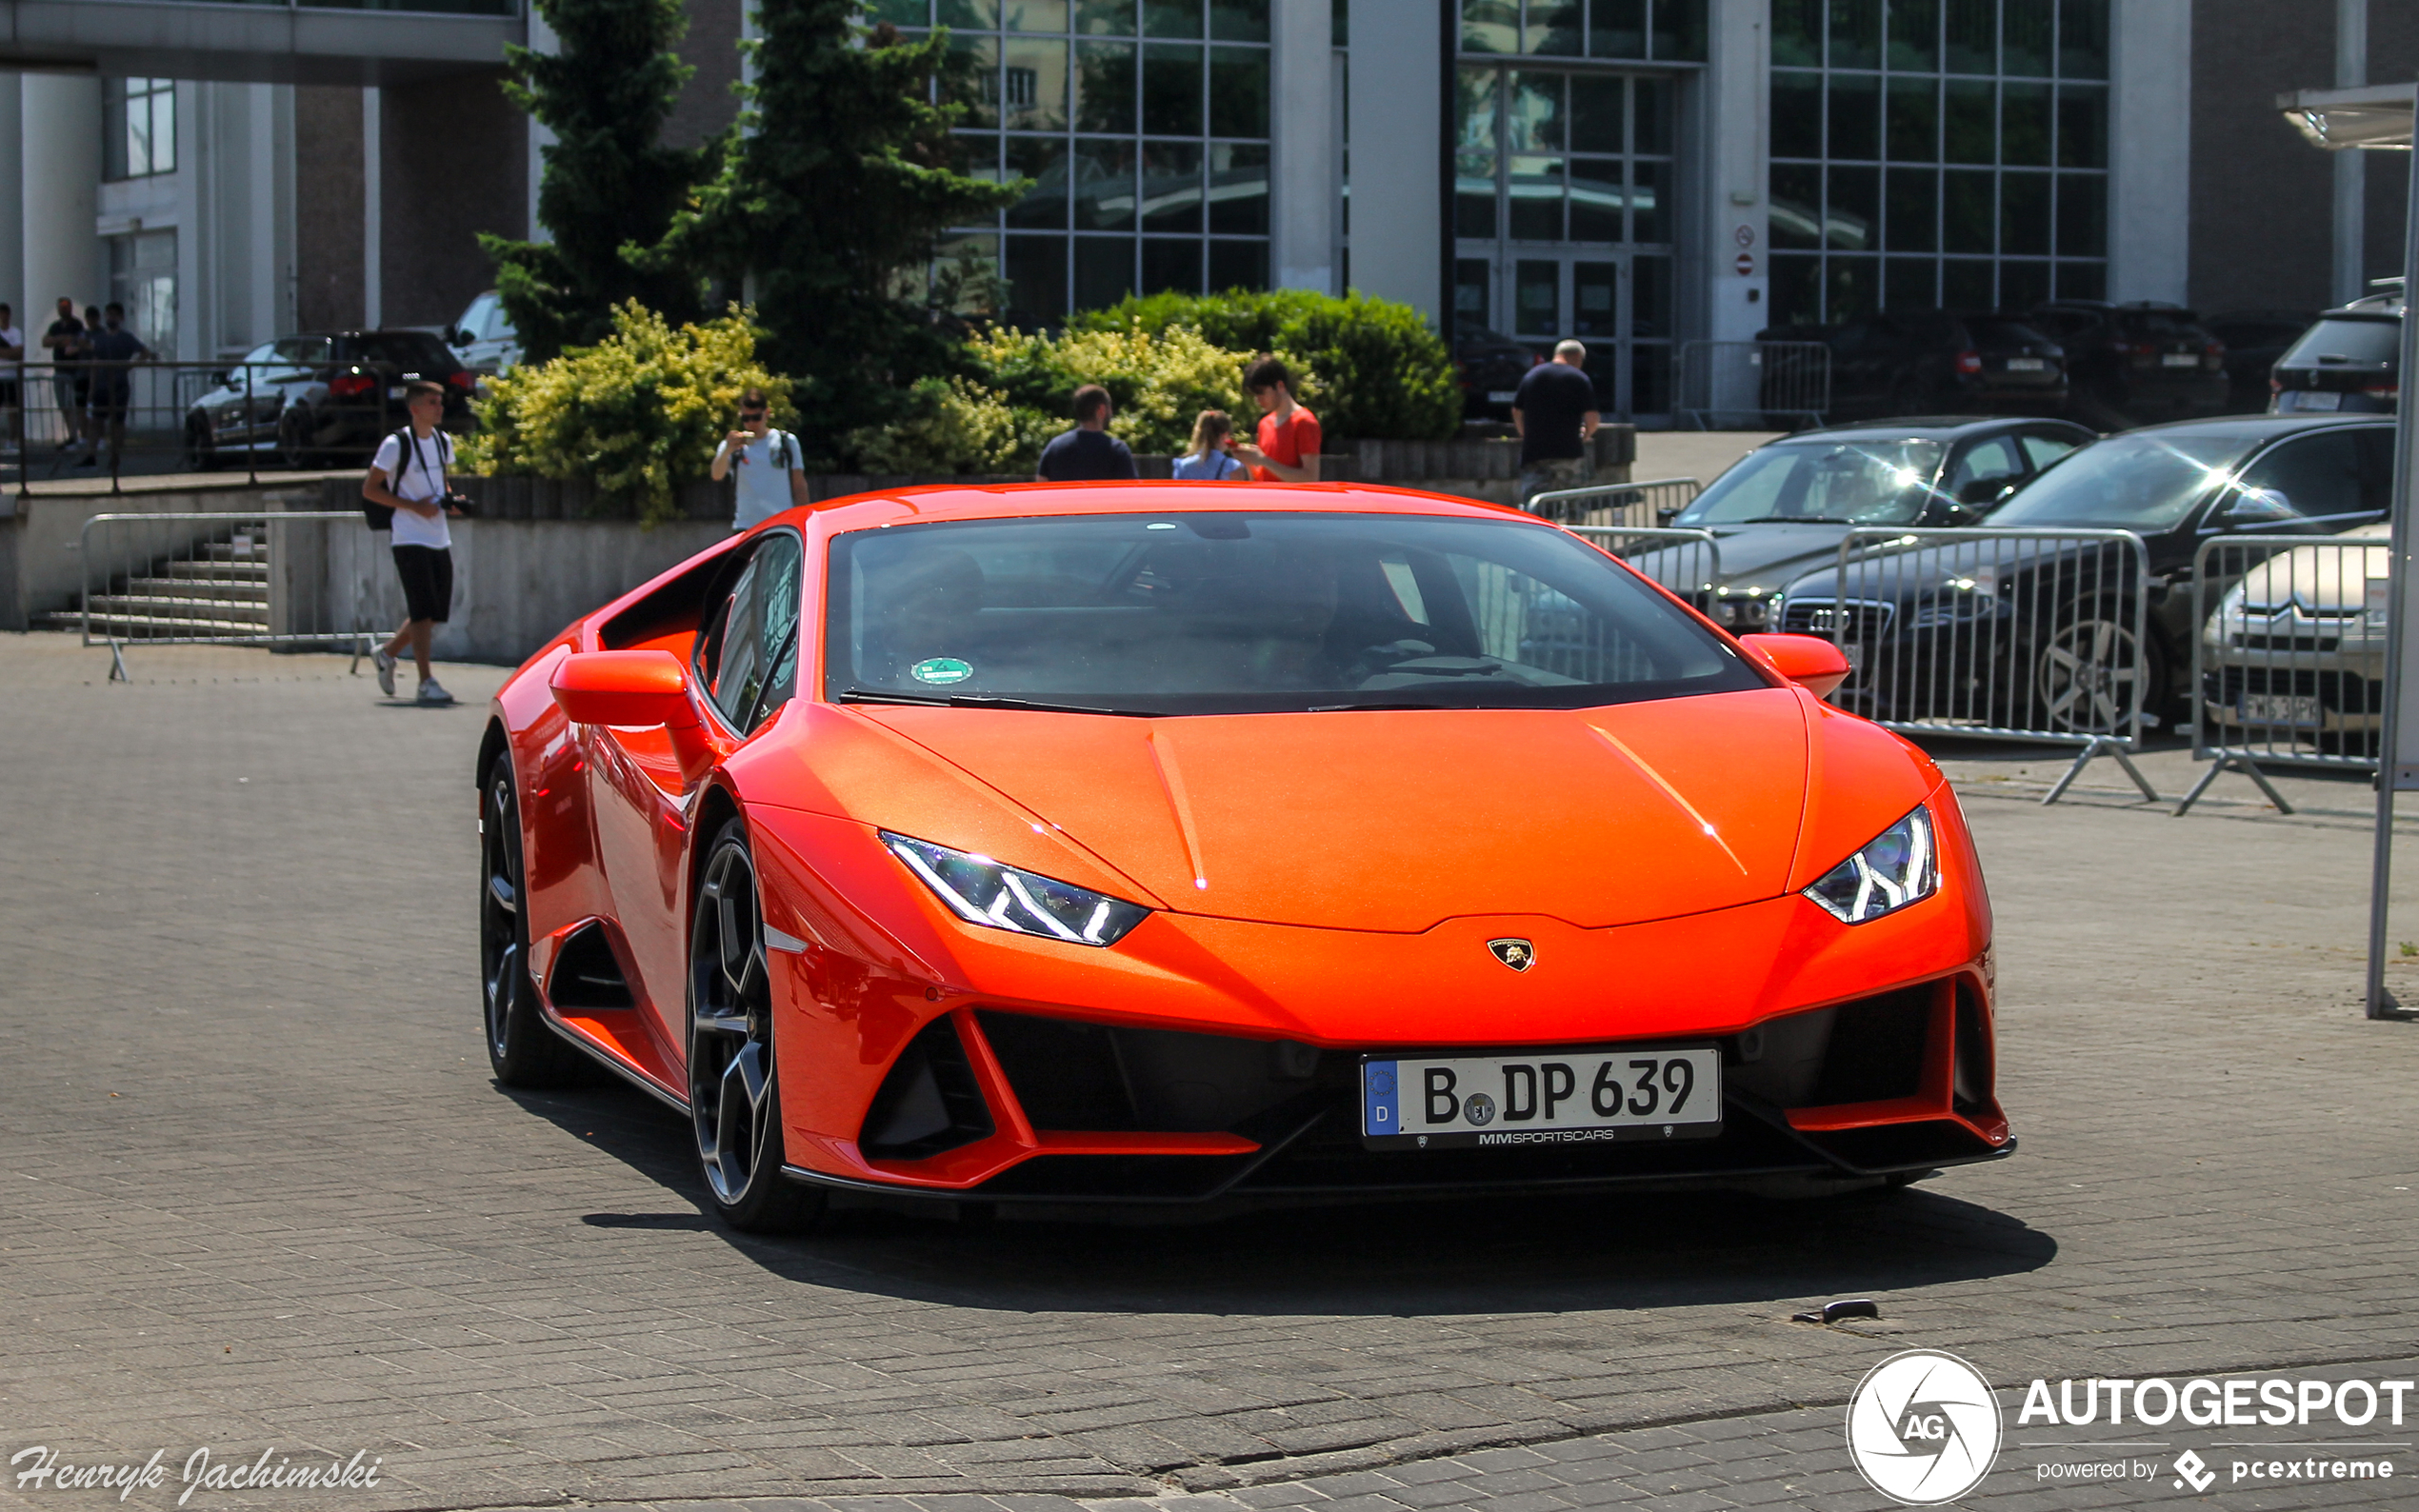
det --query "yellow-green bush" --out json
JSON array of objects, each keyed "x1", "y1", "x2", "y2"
[{"x1": 462, "y1": 301, "x2": 790, "y2": 524}]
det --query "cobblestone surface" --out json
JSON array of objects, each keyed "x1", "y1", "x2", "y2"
[{"x1": 3, "y1": 632, "x2": 2418, "y2": 1510}]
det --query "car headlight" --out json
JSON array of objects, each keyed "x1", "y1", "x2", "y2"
[
  {"x1": 1803, "y1": 806, "x2": 1938, "y2": 924},
  {"x1": 881, "y1": 832, "x2": 1150, "y2": 946}
]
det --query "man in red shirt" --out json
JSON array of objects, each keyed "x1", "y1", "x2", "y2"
[{"x1": 1234, "y1": 356, "x2": 1321, "y2": 482}]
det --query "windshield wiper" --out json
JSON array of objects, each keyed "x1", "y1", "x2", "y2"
[
  {"x1": 834, "y1": 687, "x2": 1159, "y2": 717},
  {"x1": 1724, "y1": 514, "x2": 1859, "y2": 525}
]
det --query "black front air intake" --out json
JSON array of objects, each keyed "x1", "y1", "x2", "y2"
[
  {"x1": 859, "y1": 1015, "x2": 994, "y2": 1161},
  {"x1": 976, "y1": 1010, "x2": 1321, "y2": 1132}
]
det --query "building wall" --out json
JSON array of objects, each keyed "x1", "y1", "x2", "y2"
[
  {"x1": 2187, "y1": 0, "x2": 2332, "y2": 314},
  {"x1": 2362, "y1": 9, "x2": 2419, "y2": 292},
  {"x1": 380, "y1": 70, "x2": 526, "y2": 327},
  {"x1": 293, "y1": 85, "x2": 363, "y2": 331},
  {"x1": 665, "y1": 0, "x2": 744, "y2": 152}
]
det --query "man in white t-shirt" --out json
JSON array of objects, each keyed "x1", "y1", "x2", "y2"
[
  {"x1": 362, "y1": 382, "x2": 466, "y2": 705},
  {"x1": 709, "y1": 388, "x2": 809, "y2": 530},
  {"x1": 0, "y1": 305, "x2": 21, "y2": 452}
]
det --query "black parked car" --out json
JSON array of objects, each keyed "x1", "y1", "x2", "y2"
[
  {"x1": 2206, "y1": 308, "x2": 2319, "y2": 412},
  {"x1": 1774, "y1": 415, "x2": 2393, "y2": 735},
  {"x1": 1629, "y1": 416, "x2": 2094, "y2": 632},
  {"x1": 1453, "y1": 322, "x2": 1543, "y2": 422},
  {"x1": 2026, "y1": 301, "x2": 2229, "y2": 428},
  {"x1": 2269, "y1": 288, "x2": 2401, "y2": 416},
  {"x1": 1810, "y1": 310, "x2": 2069, "y2": 421},
  {"x1": 183, "y1": 328, "x2": 475, "y2": 468}
]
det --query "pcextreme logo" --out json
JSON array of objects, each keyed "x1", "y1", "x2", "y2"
[{"x1": 1845, "y1": 1349, "x2": 2004, "y2": 1505}]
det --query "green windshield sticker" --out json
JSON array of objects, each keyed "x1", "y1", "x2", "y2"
[{"x1": 910, "y1": 657, "x2": 973, "y2": 686}]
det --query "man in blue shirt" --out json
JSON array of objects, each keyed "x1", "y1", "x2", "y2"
[{"x1": 1035, "y1": 385, "x2": 1138, "y2": 481}]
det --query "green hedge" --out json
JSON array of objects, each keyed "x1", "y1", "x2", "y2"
[{"x1": 1069, "y1": 289, "x2": 1459, "y2": 443}]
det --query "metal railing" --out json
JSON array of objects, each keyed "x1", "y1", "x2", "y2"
[
  {"x1": 1675, "y1": 341, "x2": 1831, "y2": 430},
  {"x1": 1527, "y1": 476, "x2": 1703, "y2": 528},
  {"x1": 8, "y1": 360, "x2": 416, "y2": 493},
  {"x1": 1777, "y1": 527, "x2": 2158, "y2": 804},
  {"x1": 1569, "y1": 525, "x2": 1723, "y2": 609},
  {"x1": 78, "y1": 509, "x2": 377, "y2": 679},
  {"x1": 2178, "y1": 532, "x2": 2390, "y2": 815}
]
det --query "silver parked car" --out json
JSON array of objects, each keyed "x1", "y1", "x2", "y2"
[{"x1": 2199, "y1": 521, "x2": 2389, "y2": 752}]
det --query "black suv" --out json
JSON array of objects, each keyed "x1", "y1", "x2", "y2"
[
  {"x1": 1809, "y1": 309, "x2": 2069, "y2": 420},
  {"x1": 2269, "y1": 288, "x2": 2401, "y2": 416},
  {"x1": 1453, "y1": 322, "x2": 1543, "y2": 422},
  {"x1": 2207, "y1": 308, "x2": 2319, "y2": 413},
  {"x1": 2026, "y1": 301, "x2": 2229, "y2": 427},
  {"x1": 186, "y1": 329, "x2": 476, "y2": 468}
]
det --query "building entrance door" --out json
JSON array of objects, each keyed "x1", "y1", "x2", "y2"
[{"x1": 1507, "y1": 254, "x2": 1627, "y2": 414}]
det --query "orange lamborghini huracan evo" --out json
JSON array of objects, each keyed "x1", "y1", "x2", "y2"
[{"x1": 477, "y1": 483, "x2": 2010, "y2": 1231}]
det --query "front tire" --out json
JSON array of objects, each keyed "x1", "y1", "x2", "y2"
[
  {"x1": 481, "y1": 757, "x2": 588, "y2": 1086},
  {"x1": 182, "y1": 414, "x2": 218, "y2": 471},
  {"x1": 689, "y1": 820, "x2": 827, "y2": 1234}
]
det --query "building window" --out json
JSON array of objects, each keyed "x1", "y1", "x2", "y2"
[
  {"x1": 1768, "y1": 0, "x2": 2107, "y2": 325},
  {"x1": 1459, "y1": 0, "x2": 1705, "y2": 62},
  {"x1": 103, "y1": 78, "x2": 176, "y2": 182},
  {"x1": 109, "y1": 229, "x2": 178, "y2": 352},
  {"x1": 891, "y1": 0, "x2": 1272, "y2": 324}
]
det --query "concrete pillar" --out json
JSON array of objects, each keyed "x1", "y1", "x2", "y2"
[
  {"x1": 1271, "y1": 0, "x2": 1337, "y2": 294},
  {"x1": 1344, "y1": 0, "x2": 1441, "y2": 317},
  {"x1": 2334, "y1": 0, "x2": 2367, "y2": 307},
  {"x1": 2107, "y1": 2, "x2": 2189, "y2": 305},
  {"x1": 22, "y1": 72, "x2": 104, "y2": 328},
  {"x1": 363, "y1": 86, "x2": 382, "y2": 327},
  {"x1": 0, "y1": 75, "x2": 24, "y2": 332},
  {"x1": 1703, "y1": 0, "x2": 1768, "y2": 346}
]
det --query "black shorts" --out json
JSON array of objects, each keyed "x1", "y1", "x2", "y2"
[{"x1": 391, "y1": 545, "x2": 453, "y2": 624}]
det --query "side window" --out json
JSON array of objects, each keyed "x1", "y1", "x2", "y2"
[
  {"x1": 2020, "y1": 432, "x2": 2081, "y2": 470},
  {"x1": 2232, "y1": 432, "x2": 2368, "y2": 522},
  {"x1": 1945, "y1": 437, "x2": 2025, "y2": 502},
  {"x1": 692, "y1": 532, "x2": 804, "y2": 734},
  {"x1": 2355, "y1": 428, "x2": 2396, "y2": 515}
]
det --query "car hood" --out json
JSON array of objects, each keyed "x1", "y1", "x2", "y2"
[
  {"x1": 1646, "y1": 521, "x2": 1869, "y2": 593},
  {"x1": 756, "y1": 689, "x2": 1880, "y2": 934},
  {"x1": 2229, "y1": 521, "x2": 2390, "y2": 613}
]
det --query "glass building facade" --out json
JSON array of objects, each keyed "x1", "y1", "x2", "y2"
[
  {"x1": 885, "y1": 0, "x2": 1275, "y2": 325},
  {"x1": 1451, "y1": 0, "x2": 1703, "y2": 418},
  {"x1": 1766, "y1": 0, "x2": 2109, "y2": 326}
]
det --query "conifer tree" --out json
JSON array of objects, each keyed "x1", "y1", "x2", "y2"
[
  {"x1": 652, "y1": 5, "x2": 1021, "y2": 453},
  {"x1": 481, "y1": 0, "x2": 710, "y2": 363}
]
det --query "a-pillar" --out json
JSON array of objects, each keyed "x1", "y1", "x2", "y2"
[
  {"x1": 23, "y1": 72, "x2": 103, "y2": 328},
  {"x1": 1270, "y1": 0, "x2": 1336, "y2": 295}
]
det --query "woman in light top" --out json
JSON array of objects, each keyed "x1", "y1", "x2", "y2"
[{"x1": 1170, "y1": 409, "x2": 1247, "y2": 481}]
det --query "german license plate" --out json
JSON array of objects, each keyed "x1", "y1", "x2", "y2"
[
  {"x1": 1489, "y1": 389, "x2": 1517, "y2": 403},
  {"x1": 2241, "y1": 692, "x2": 2324, "y2": 727},
  {"x1": 2287, "y1": 389, "x2": 2342, "y2": 411},
  {"x1": 2162, "y1": 353, "x2": 2200, "y2": 368},
  {"x1": 2005, "y1": 357, "x2": 2045, "y2": 371},
  {"x1": 1361, "y1": 1047, "x2": 1722, "y2": 1149}
]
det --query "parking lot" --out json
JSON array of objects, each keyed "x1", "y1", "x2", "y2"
[{"x1": 5, "y1": 630, "x2": 2419, "y2": 1511}]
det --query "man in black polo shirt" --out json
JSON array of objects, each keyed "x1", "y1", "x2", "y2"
[
  {"x1": 1035, "y1": 384, "x2": 1139, "y2": 482},
  {"x1": 1511, "y1": 338, "x2": 1601, "y2": 510}
]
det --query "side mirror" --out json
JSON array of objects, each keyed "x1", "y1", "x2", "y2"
[
  {"x1": 550, "y1": 650, "x2": 718, "y2": 784},
  {"x1": 1739, "y1": 632, "x2": 1851, "y2": 701},
  {"x1": 1956, "y1": 476, "x2": 2014, "y2": 507},
  {"x1": 450, "y1": 328, "x2": 472, "y2": 348},
  {"x1": 1656, "y1": 503, "x2": 1685, "y2": 523},
  {"x1": 2221, "y1": 487, "x2": 2295, "y2": 526}
]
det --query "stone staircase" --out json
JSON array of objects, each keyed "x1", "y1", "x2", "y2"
[{"x1": 47, "y1": 529, "x2": 272, "y2": 641}]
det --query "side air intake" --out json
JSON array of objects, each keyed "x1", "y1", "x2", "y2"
[{"x1": 859, "y1": 1015, "x2": 995, "y2": 1161}]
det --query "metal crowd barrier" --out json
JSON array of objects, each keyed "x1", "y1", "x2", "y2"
[
  {"x1": 1778, "y1": 527, "x2": 2157, "y2": 805},
  {"x1": 1674, "y1": 341, "x2": 1831, "y2": 430},
  {"x1": 1527, "y1": 476, "x2": 1703, "y2": 528},
  {"x1": 1569, "y1": 525, "x2": 1723, "y2": 610},
  {"x1": 2177, "y1": 531, "x2": 2390, "y2": 816},
  {"x1": 77, "y1": 509, "x2": 376, "y2": 679},
  {"x1": 7, "y1": 360, "x2": 402, "y2": 493}
]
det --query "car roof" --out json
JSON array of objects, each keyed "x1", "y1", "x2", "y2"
[
  {"x1": 1766, "y1": 416, "x2": 2090, "y2": 444},
  {"x1": 790, "y1": 481, "x2": 1539, "y2": 536},
  {"x1": 2108, "y1": 412, "x2": 2393, "y2": 441}
]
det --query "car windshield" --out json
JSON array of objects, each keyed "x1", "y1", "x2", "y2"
[
  {"x1": 1987, "y1": 431, "x2": 2267, "y2": 530},
  {"x1": 1968, "y1": 318, "x2": 2052, "y2": 348},
  {"x1": 824, "y1": 511, "x2": 1765, "y2": 716},
  {"x1": 1675, "y1": 440, "x2": 1946, "y2": 527},
  {"x1": 2281, "y1": 316, "x2": 2400, "y2": 367}
]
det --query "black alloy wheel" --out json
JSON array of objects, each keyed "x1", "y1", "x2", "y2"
[
  {"x1": 689, "y1": 820, "x2": 827, "y2": 1234},
  {"x1": 182, "y1": 414, "x2": 218, "y2": 471},
  {"x1": 480, "y1": 758, "x2": 587, "y2": 1085}
]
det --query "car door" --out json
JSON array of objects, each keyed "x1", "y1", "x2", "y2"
[
  {"x1": 2221, "y1": 428, "x2": 2387, "y2": 537},
  {"x1": 587, "y1": 529, "x2": 805, "y2": 1060}
]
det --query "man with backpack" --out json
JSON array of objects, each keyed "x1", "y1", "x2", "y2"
[
  {"x1": 710, "y1": 388, "x2": 809, "y2": 529},
  {"x1": 363, "y1": 381, "x2": 467, "y2": 705}
]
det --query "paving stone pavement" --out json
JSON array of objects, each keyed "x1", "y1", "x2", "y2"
[{"x1": 4, "y1": 631, "x2": 2419, "y2": 1511}]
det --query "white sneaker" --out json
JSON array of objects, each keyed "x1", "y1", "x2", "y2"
[
  {"x1": 416, "y1": 678, "x2": 455, "y2": 706},
  {"x1": 372, "y1": 647, "x2": 397, "y2": 697}
]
